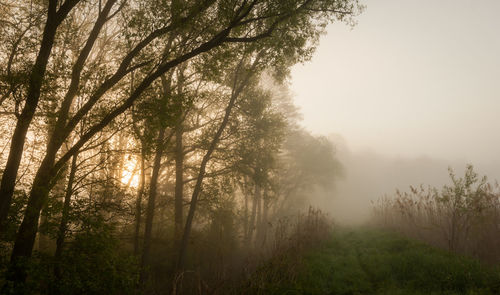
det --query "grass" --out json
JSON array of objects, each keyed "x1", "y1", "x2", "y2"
[{"x1": 243, "y1": 228, "x2": 500, "y2": 294}]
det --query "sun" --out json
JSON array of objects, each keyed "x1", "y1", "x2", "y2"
[{"x1": 121, "y1": 155, "x2": 140, "y2": 189}]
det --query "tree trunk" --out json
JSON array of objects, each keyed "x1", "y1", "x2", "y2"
[
  {"x1": 243, "y1": 189, "x2": 249, "y2": 243},
  {"x1": 0, "y1": 0, "x2": 77, "y2": 231},
  {"x1": 176, "y1": 56, "x2": 260, "y2": 269},
  {"x1": 261, "y1": 188, "x2": 269, "y2": 246},
  {"x1": 54, "y1": 152, "x2": 78, "y2": 280},
  {"x1": 38, "y1": 208, "x2": 49, "y2": 252},
  {"x1": 140, "y1": 126, "x2": 166, "y2": 285},
  {"x1": 174, "y1": 122, "x2": 184, "y2": 248},
  {"x1": 39, "y1": 99, "x2": 70, "y2": 253},
  {"x1": 134, "y1": 150, "x2": 146, "y2": 256},
  {"x1": 255, "y1": 184, "x2": 263, "y2": 246},
  {"x1": 173, "y1": 64, "x2": 185, "y2": 250},
  {"x1": 248, "y1": 184, "x2": 260, "y2": 245},
  {"x1": 5, "y1": 12, "x2": 250, "y2": 287},
  {"x1": 6, "y1": 146, "x2": 58, "y2": 288},
  {"x1": 114, "y1": 132, "x2": 128, "y2": 189}
]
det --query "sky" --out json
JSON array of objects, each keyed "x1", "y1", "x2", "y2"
[{"x1": 290, "y1": 0, "x2": 500, "y2": 167}]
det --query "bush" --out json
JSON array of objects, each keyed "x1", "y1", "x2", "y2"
[
  {"x1": 2, "y1": 218, "x2": 141, "y2": 295},
  {"x1": 373, "y1": 165, "x2": 500, "y2": 263},
  {"x1": 50, "y1": 223, "x2": 139, "y2": 295}
]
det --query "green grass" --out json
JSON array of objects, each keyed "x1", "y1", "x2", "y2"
[{"x1": 246, "y1": 228, "x2": 500, "y2": 294}]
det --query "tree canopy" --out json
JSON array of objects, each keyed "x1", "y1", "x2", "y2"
[{"x1": 0, "y1": 0, "x2": 360, "y2": 293}]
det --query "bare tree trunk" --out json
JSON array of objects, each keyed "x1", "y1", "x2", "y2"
[
  {"x1": 140, "y1": 70, "x2": 174, "y2": 285},
  {"x1": 256, "y1": 185, "x2": 262, "y2": 227}
]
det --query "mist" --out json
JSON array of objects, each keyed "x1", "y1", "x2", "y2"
[
  {"x1": 1, "y1": 0, "x2": 500, "y2": 293},
  {"x1": 325, "y1": 135, "x2": 500, "y2": 225},
  {"x1": 289, "y1": 0, "x2": 500, "y2": 226}
]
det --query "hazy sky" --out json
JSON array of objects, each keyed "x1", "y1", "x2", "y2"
[{"x1": 290, "y1": 0, "x2": 500, "y2": 166}]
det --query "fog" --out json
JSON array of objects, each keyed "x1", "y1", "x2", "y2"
[
  {"x1": 290, "y1": 0, "x2": 500, "y2": 224},
  {"x1": 326, "y1": 135, "x2": 500, "y2": 225},
  {"x1": 2, "y1": 0, "x2": 500, "y2": 292}
]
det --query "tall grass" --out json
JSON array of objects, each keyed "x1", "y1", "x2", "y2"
[
  {"x1": 373, "y1": 165, "x2": 500, "y2": 263},
  {"x1": 169, "y1": 207, "x2": 333, "y2": 294},
  {"x1": 245, "y1": 207, "x2": 332, "y2": 289},
  {"x1": 214, "y1": 207, "x2": 333, "y2": 294}
]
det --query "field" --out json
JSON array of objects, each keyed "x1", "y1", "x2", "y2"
[{"x1": 243, "y1": 228, "x2": 500, "y2": 295}]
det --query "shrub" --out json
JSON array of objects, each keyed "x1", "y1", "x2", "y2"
[{"x1": 373, "y1": 165, "x2": 500, "y2": 263}]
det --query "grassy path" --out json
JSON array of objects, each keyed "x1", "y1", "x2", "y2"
[{"x1": 254, "y1": 228, "x2": 500, "y2": 294}]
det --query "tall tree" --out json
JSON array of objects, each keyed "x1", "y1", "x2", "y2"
[
  {"x1": 177, "y1": 52, "x2": 265, "y2": 269},
  {"x1": 3, "y1": 0, "x2": 361, "y2": 288},
  {"x1": 139, "y1": 71, "x2": 174, "y2": 285},
  {"x1": 0, "y1": 0, "x2": 82, "y2": 230}
]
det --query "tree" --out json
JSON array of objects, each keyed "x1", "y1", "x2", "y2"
[
  {"x1": 274, "y1": 130, "x2": 343, "y2": 215},
  {"x1": 0, "y1": 0, "x2": 83, "y2": 230},
  {"x1": 0, "y1": 0, "x2": 361, "y2": 289}
]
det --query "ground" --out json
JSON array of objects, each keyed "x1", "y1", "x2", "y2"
[{"x1": 247, "y1": 228, "x2": 500, "y2": 295}]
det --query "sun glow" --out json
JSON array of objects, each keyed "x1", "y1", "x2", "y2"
[{"x1": 121, "y1": 155, "x2": 140, "y2": 189}]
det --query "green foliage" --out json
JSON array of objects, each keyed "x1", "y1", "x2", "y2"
[
  {"x1": 234, "y1": 208, "x2": 333, "y2": 294},
  {"x1": 0, "y1": 0, "x2": 363, "y2": 293},
  {"x1": 273, "y1": 130, "x2": 343, "y2": 212},
  {"x1": 373, "y1": 165, "x2": 500, "y2": 261},
  {"x1": 1, "y1": 218, "x2": 139, "y2": 295},
  {"x1": 243, "y1": 229, "x2": 500, "y2": 294},
  {"x1": 0, "y1": 191, "x2": 29, "y2": 242},
  {"x1": 50, "y1": 222, "x2": 139, "y2": 295},
  {"x1": 285, "y1": 131, "x2": 344, "y2": 188}
]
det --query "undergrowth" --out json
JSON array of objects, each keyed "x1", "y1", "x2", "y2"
[
  {"x1": 236, "y1": 228, "x2": 500, "y2": 294},
  {"x1": 373, "y1": 165, "x2": 500, "y2": 263}
]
